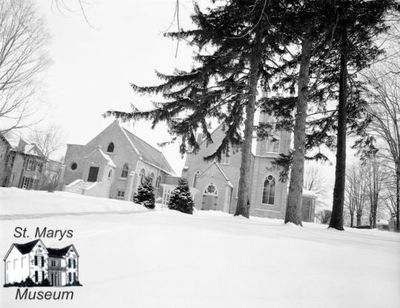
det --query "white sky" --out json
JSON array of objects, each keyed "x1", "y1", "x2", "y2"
[{"x1": 35, "y1": 0, "x2": 197, "y2": 174}]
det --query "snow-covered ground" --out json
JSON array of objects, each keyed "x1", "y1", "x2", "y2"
[{"x1": 1, "y1": 188, "x2": 399, "y2": 308}]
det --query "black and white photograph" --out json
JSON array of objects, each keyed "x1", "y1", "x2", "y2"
[{"x1": 0, "y1": 0, "x2": 399, "y2": 307}]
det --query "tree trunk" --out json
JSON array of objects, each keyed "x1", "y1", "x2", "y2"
[
  {"x1": 350, "y1": 211, "x2": 354, "y2": 227},
  {"x1": 329, "y1": 19, "x2": 348, "y2": 231},
  {"x1": 356, "y1": 210, "x2": 362, "y2": 227},
  {"x1": 396, "y1": 164, "x2": 400, "y2": 231},
  {"x1": 285, "y1": 30, "x2": 312, "y2": 225},
  {"x1": 235, "y1": 31, "x2": 263, "y2": 218}
]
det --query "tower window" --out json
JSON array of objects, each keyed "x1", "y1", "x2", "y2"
[
  {"x1": 262, "y1": 175, "x2": 276, "y2": 205},
  {"x1": 121, "y1": 163, "x2": 129, "y2": 178},
  {"x1": 107, "y1": 142, "x2": 114, "y2": 153}
]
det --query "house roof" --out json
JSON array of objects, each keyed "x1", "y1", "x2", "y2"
[
  {"x1": 0, "y1": 132, "x2": 44, "y2": 157},
  {"x1": 122, "y1": 127, "x2": 175, "y2": 175},
  {"x1": 47, "y1": 245, "x2": 73, "y2": 258},
  {"x1": 14, "y1": 239, "x2": 41, "y2": 254}
]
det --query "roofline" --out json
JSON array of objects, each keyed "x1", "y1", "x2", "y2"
[
  {"x1": 4, "y1": 239, "x2": 47, "y2": 261},
  {"x1": 141, "y1": 158, "x2": 176, "y2": 176},
  {"x1": 119, "y1": 126, "x2": 140, "y2": 156}
]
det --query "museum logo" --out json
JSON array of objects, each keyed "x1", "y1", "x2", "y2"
[{"x1": 3, "y1": 239, "x2": 81, "y2": 300}]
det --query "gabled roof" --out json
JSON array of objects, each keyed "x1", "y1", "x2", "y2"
[
  {"x1": 122, "y1": 127, "x2": 175, "y2": 175},
  {"x1": 4, "y1": 239, "x2": 47, "y2": 260},
  {"x1": 198, "y1": 162, "x2": 233, "y2": 187},
  {"x1": 85, "y1": 146, "x2": 116, "y2": 168},
  {"x1": 14, "y1": 239, "x2": 41, "y2": 254},
  {"x1": 47, "y1": 244, "x2": 78, "y2": 258}
]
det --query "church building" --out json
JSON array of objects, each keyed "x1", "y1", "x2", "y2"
[
  {"x1": 182, "y1": 112, "x2": 316, "y2": 221},
  {"x1": 63, "y1": 120, "x2": 175, "y2": 201}
]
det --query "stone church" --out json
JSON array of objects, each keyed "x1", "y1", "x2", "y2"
[
  {"x1": 182, "y1": 112, "x2": 316, "y2": 221},
  {"x1": 63, "y1": 120, "x2": 176, "y2": 201}
]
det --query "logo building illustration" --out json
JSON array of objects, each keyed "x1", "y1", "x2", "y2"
[{"x1": 3, "y1": 239, "x2": 81, "y2": 287}]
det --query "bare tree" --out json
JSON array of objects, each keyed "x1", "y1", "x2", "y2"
[
  {"x1": 365, "y1": 156, "x2": 387, "y2": 228},
  {"x1": 28, "y1": 124, "x2": 65, "y2": 161},
  {"x1": 365, "y1": 64, "x2": 400, "y2": 231},
  {"x1": 345, "y1": 164, "x2": 368, "y2": 227},
  {"x1": 0, "y1": 0, "x2": 50, "y2": 134},
  {"x1": 303, "y1": 161, "x2": 329, "y2": 210}
]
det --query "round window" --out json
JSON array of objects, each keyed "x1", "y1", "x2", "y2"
[{"x1": 70, "y1": 162, "x2": 78, "y2": 170}]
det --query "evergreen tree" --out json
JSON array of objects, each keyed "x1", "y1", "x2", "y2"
[
  {"x1": 133, "y1": 176, "x2": 155, "y2": 209},
  {"x1": 106, "y1": 0, "x2": 288, "y2": 218},
  {"x1": 329, "y1": 0, "x2": 399, "y2": 230},
  {"x1": 168, "y1": 178, "x2": 194, "y2": 214}
]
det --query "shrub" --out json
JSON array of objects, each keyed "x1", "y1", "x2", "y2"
[
  {"x1": 168, "y1": 178, "x2": 194, "y2": 214},
  {"x1": 133, "y1": 176, "x2": 155, "y2": 209}
]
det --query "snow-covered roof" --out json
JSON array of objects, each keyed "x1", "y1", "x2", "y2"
[{"x1": 122, "y1": 126, "x2": 175, "y2": 175}]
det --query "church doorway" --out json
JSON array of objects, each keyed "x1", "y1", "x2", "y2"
[
  {"x1": 87, "y1": 166, "x2": 99, "y2": 182},
  {"x1": 202, "y1": 183, "x2": 218, "y2": 210}
]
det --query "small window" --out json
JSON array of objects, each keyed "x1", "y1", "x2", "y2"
[
  {"x1": 107, "y1": 142, "x2": 114, "y2": 153},
  {"x1": 193, "y1": 171, "x2": 200, "y2": 188},
  {"x1": 42, "y1": 271, "x2": 45, "y2": 281},
  {"x1": 68, "y1": 259, "x2": 72, "y2": 268},
  {"x1": 117, "y1": 190, "x2": 125, "y2": 199},
  {"x1": 262, "y1": 175, "x2": 276, "y2": 205},
  {"x1": 204, "y1": 183, "x2": 218, "y2": 195},
  {"x1": 149, "y1": 172, "x2": 155, "y2": 185},
  {"x1": 108, "y1": 170, "x2": 112, "y2": 178},
  {"x1": 73, "y1": 259, "x2": 76, "y2": 269},
  {"x1": 70, "y1": 162, "x2": 78, "y2": 170},
  {"x1": 121, "y1": 163, "x2": 129, "y2": 178},
  {"x1": 69, "y1": 272, "x2": 72, "y2": 283},
  {"x1": 41, "y1": 256, "x2": 44, "y2": 267},
  {"x1": 35, "y1": 271, "x2": 38, "y2": 283},
  {"x1": 140, "y1": 169, "x2": 146, "y2": 184},
  {"x1": 155, "y1": 176, "x2": 161, "y2": 189},
  {"x1": 34, "y1": 255, "x2": 38, "y2": 266}
]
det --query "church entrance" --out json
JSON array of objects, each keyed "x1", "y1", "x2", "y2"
[
  {"x1": 202, "y1": 183, "x2": 218, "y2": 210},
  {"x1": 87, "y1": 167, "x2": 99, "y2": 182}
]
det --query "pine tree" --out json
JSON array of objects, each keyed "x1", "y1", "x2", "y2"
[
  {"x1": 106, "y1": 1, "x2": 288, "y2": 218},
  {"x1": 329, "y1": 0, "x2": 399, "y2": 230},
  {"x1": 133, "y1": 176, "x2": 155, "y2": 209},
  {"x1": 168, "y1": 178, "x2": 194, "y2": 214}
]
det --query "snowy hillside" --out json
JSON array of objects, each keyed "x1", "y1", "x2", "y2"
[{"x1": 1, "y1": 188, "x2": 399, "y2": 308}]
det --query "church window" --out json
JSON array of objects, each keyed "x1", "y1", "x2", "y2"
[
  {"x1": 108, "y1": 170, "x2": 112, "y2": 178},
  {"x1": 266, "y1": 137, "x2": 280, "y2": 153},
  {"x1": 107, "y1": 142, "x2": 114, "y2": 153},
  {"x1": 155, "y1": 176, "x2": 161, "y2": 188},
  {"x1": 121, "y1": 163, "x2": 129, "y2": 178},
  {"x1": 149, "y1": 172, "x2": 155, "y2": 185},
  {"x1": 262, "y1": 175, "x2": 275, "y2": 205},
  {"x1": 140, "y1": 169, "x2": 146, "y2": 184},
  {"x1": 117, "y1": 190, "x2": 125, "y2": 199},
  {"x1": 70, "y1": 162, "x2": 78, "y2": 170},
  {"x1": 204, "y1": 183, "x2": 218, "y2": 195},
  {"x1": 193, "y1": 171, "x2": 200, "y2": 188},
  {"x1": 221, "y1": 150, "x2": 230, "y2": 164}
]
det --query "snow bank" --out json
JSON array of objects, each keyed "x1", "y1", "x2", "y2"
[
  {"x1": 0, "y1": 188, "x2": 399, "y2": 308},
  {"x1": 0, "y1": 188, "x2": 147, "y2": 219}
]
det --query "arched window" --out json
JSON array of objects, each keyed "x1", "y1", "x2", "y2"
[
  {"x1": 108, "y1": 170, "x2": 112, "y2": 178},
  {"x1": 121, "y1": 163, "x2": 129, "y2": 178},
  {"x1": 262, "y1": 175, "x2": 275, "y2": 205},
  {"x1": 139, "y1": 168, "x2": 146, "y2": 184},
  {"x1": 149, "y1": 172, "x2": 155, "y2": 185},
  {"x1": 155, "y1": 176, "x2": 161, "y2": 188},
  {"x1": 193, "y1": 171, "x2": 200, "y2": 188},
  {"x1": 107, "y1": 142, "x2": 114, "y2": 153},
  {"x1": 204, "y1": 183, "x2": 218, "y2": 196}
]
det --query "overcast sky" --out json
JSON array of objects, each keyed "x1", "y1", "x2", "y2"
[{"x1": 35, "y1": 0, "x2": 197, "y2": 173}]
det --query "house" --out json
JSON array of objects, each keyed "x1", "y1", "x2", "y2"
[
  {"x1": 182, "y1": 112, "x2": 317, "y2": 220},
  {"x1": 3, "y1": 239, "x2": 79, "y2": 287},
  {"x1": 0, "y1": 132, "x2": 64, "y2": 190},
  {"x1": 63, "y1": 120, "x2": 175, "y2": 201}
]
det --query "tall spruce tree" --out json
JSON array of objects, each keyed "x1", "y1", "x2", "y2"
[
  {"x1": 329, "y1": 0, "x2": 399, "y2": 230},
  {"x1": 106, "y1": 0, "x2": 289, "y2": 218}
]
